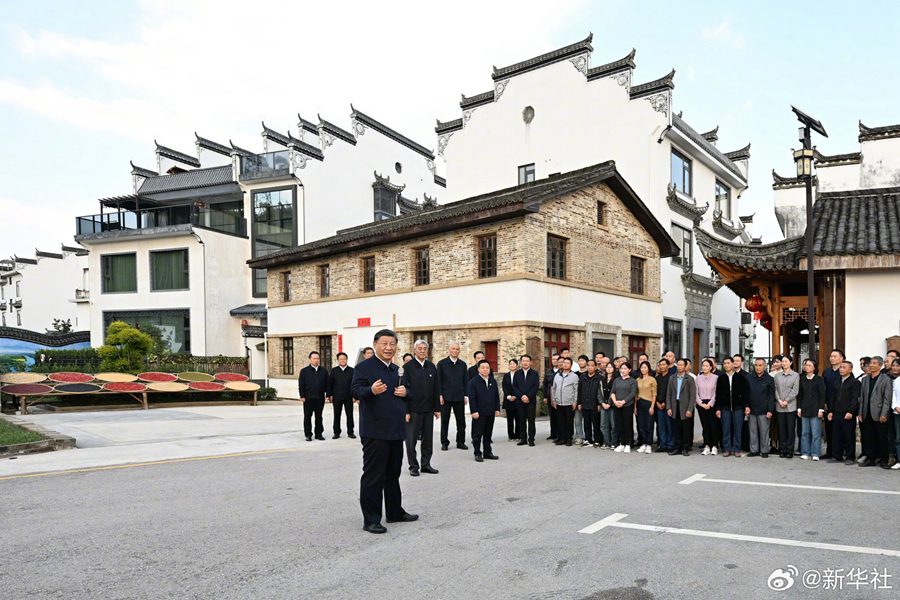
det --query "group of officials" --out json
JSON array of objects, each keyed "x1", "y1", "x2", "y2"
[{"x1": 298, "y1": 330, "x2": 900, "y2": 533}]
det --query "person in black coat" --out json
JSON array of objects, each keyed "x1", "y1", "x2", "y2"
[
  {"x1": 828, "y1": 360, "x2": 861, "y2": 464},
  {"x1": 502, "y1": 359, "x2": 520, "y2": 441},
  {"x1": 298, "y1": 351, "x2": 329, "y2": 441},
  {"x1": 436, "y1": 343, "x2": 468, "y2": 451},
  {"x1": 542, "y1": 354, "x2": 560, "y2": 441},
  {"x1": 350, "y1": 329, "x2": 417, "y2": 534},
  {"x1": 467, "y1": 360, "x2": 500, "y2": 462},
  {"x1": 578, "y1": 360, "x2": 602, "y2": 447},
  {"x1": 402, "y1": 340, "x2": 440, "y2": 476},
  {"x1": 327, "y1": 352, "x2": 355, "y2": 439},
  {"x1": 513, "y1": 354, "x2": 541, "y2": 446},
  {"x1": 715, "y1": 356, "x2": 750, "y2": 456},
  {"x1": 466, "y1": 351, "x2": 492, "y2": 384}
]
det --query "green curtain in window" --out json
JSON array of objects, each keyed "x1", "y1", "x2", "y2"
[
  {"x1": 153, "y1": 250, "x2": 188, "y2": 290},
  {"x1": 107, "y1": 254, "x2": 137, "y2": 293}
]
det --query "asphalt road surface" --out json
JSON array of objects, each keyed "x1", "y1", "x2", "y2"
[{"x1": 3, "y1": 419, "x2": 899, "y2": 599}]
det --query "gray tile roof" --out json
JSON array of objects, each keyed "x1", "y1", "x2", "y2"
[
  {"x1": 586, "y1": 49, "x2": 636, "y2": 81},
  {"x1": 435, "y1": 118, "x2": 463, "y2": 134},
  {"x1": 629, "y1": 69, "x2": 675, "y2": 99},
  {"x1": 261, "y1": 123, "x2": 324, "y2": 160},
  {"x1": 772, "y1": 169, "x2": 816, "y2": 189},
  {"x1": 492, "y1": 33, "x2": 593, "y2": 81},
  {"x1": 195, "y1": 133, "x2": 231, "y2": 156},
  {"x1": 460, "y1": 90, "x2": 495, "y2": 109},
  {"x1": 130, "y1": 161, "x2": 157, "y2": 178},
  {"x1": 351, "y1": 105, "x2": 434, "y2": 160},
  {"x1": 434, "y1": 174, "x2": 446, "y2": 188},
  {"x1": 35, "y1": 250, "x2": 64, "y2": 260},
  {"x1": 137, "y1": 165, "x2": 234, "y2": 194},
  {"x1": 859, "y1": 120, "x2": 900, "y2": 142},
  {"x1": 298, "y1": 115, "x2": 319, "y2": 136},
  {"x1": 241, "y1": 324, "x2": 267, "y2": 338},
  {"x1": 229, "y1": 141, "x2": 254, "y2": 157},
  {"x1": 230, "y1": 303, "x2": 267, "y2": 317},
  {"x1": 155, "y1": 141, "x2": 201, "y2": 168},
  {"x1": 814, "y1": 150, "x2": 861, "y2": 166},
  {"x1": 318, "y1": 115, "x2": 357, "y2": 145},
  {"x1": 700, "y1": 126, "x2": 719, "y2": 144},
  {"x1": 672, "y1": 114, "x2": 745, "y2": 181},
  {"x1": 248, "y1": 160, "x2": 678, "y2": 268},
  {"x1": 724, "y1": 143, "x2": 751, "y2": 161},
  {"x1": 695, "y1": 227, "x2": 803, "y2": 272}
]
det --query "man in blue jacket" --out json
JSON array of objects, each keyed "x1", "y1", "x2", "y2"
[
  {"x1": 350, "y1": 329, "x2": 418, "y2": 534},
  {"x1": 512, "y1": 354, "x2": 540, "y2": 446},
  {"x1": 467, "y1": 360, "x2": 501, "y2": 462}
]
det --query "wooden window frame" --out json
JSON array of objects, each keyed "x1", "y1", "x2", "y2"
[
  {"x1": 415, "y1": 247, "x2": 430, "y2": 287},
  {"x1": 319, "y1": 335, "x2": 333, "y2": 371},
  {"x1": 630, "y1": 256, "x2": 645, "y2": 295},
  {"x1": 546, "y1": 235, "x2": 567, "y2": 280},
  {"x1": 362, "y1": 257, "x2": 375, "y2": 293},
  {"x1": 282, "y1": 271, "x2": 291, "y2": 303},
  {"x1": 596, "y1": 200, "x2": 608, "y2": 228},
  {"x1": 282, "y1": 338, "x2": 294, "y2": 375},
  {"x1": 478, "y1": 234, "x2": 497, "y2": 279},
  {"x1": 319, "y1": 265, "x2": 330, "y2": 298}
]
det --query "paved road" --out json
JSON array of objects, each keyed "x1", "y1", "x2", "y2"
[{"x1": 3, "y1": 407, "x2": 899, "y2": 599}]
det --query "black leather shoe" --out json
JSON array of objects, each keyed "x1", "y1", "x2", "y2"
[
  {"x1": 747, "y1": 451, "x2": 760, "y2": 457},
  {"x1": 315, "y1": 435, "x2": 326, "y2": 441},
  {"x1": 409, "y1": 468, "x2": 420, "y2": 476},
  {"x1": 305, "y1": 436, "x2": 312, "y2": 442},
  {"x1": 517, "y1": 440, "x2": 527, "y2": 446},
  {"x1": 761, "y1": 453, "x2": 769, "y2": 458},
  {"x1": 682, "y1": 450, "x2": 690, "y2": 456},
  {"x1": 528, "y1": 441, "x2": 535, "y2": 447},
  {"x1": 333, "y1": 434, "x2": 340, "y2": 440},
  {"x1": 441, "y1": 444, "x2": 449, "y2": 451},
  {"x1": 655, "y1": 446, "x2": 668, "y2": 453},
  {"x1": 554, "y1": 440, "x2": 566, "y2": 445},
  {"x1": 475, "y1": 455, "x2": 484, "y2": 462},
  {"x1": 457, "y1": 443, "x2": 468, "y2": 450},
  {"x1": 668, "y1": 449, "x2": 679, "y2": 456},
  {"x1": 484, "y1": 453, "x2": 499, "y2": 460},
  {"x1": 547, "y1": 436, "x2": 557, "y2": 441},
  {"x1": 565, "y1": 440, "x2": 572, "y2": 446},
  {"x1": 859, "y1": 459, "x2": 876, "y2": 467},
  {"x1": 348, "y1": 433, "x2": 357, "y2": 439},
  {"x1": 386, "y1": 513, "x2": 419, "y2": 523},
  {"x1": 363, "y1": 523, "x2": 387, "y2": 534},
  {"x1": 421, "y1": 466, "x2": 439, "y2": 474},
  {"x1": 844, "y1": 459, "x2": 856, "y2": 465}
]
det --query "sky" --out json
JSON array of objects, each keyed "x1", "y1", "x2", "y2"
[{"x1": 1, "y1": 0, "x2": 899, "y2": 259}]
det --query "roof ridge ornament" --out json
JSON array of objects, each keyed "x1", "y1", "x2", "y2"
[
  {"x1": 666, "y1": 182, "x2": 708, "y2": 223},
  {"x1": 491, "y1": 33, "x2": 594, "y2": 81},
  {"x1": 700, "y1": 126, "x2": 719, "y2": 144},
  {"x1": 724, "y1": 143, "x2": 751, "y2": 161},
  {"x1": 586, "y1": 48, "x2": 636, "y2": 82},
  {"x1": 858, "y1": 120, "x2": 900, "y2": 142},
  {"x1": 373, "y1": 170, "x2": 406, "y2": 193}
]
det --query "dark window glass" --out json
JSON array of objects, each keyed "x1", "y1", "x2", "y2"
[
  {"x1": 664, "y1": 319, "x2": 682, "y2": 359},
  {"x1": 151, "y1": 249, "x2": 189, "y2": 291},
  {"x1": 103, "y1": 310, "x2": 191, "y2": 353},
  {"x1": 715, "y1": 328, "x2": 731, "y2": 364},
  {"x1": 319, "y1": 335, "x2": 332, "y2": 370},
  {"x1": 630, "y1": 256, "x2": 645, "y2": 295},
  {"x1": 363, "y1": 257, "x2": 375, "y2": 293},
  {"x1": 715, "y1": 180, "x2": 731, "y2": 220},
  {"x1": 478, "y1": 235, "x2": 497, "y2": 279},
  {"x1": 283, "y1": 338, "x2": 294, "y2": 375},
  {"x1": 547, "y1": 235, "x2": 566, "y2": 280},
  {"x1": 282, "y1": 271, "x2": 291, "y2": 303},
  {"x1": 102, "y1": 253, "x2": 137, "y2": 293},
  {"x1": 518, "y1": 164, "x2": 535, "y2": 185},
  {"x1": 252, "y1": 189, "x2": 294, "y2": 296},
  {"x1": 320, "y1": 265, "x2": 330, "y2": 298},
  {"x1": 374, "y1": 188, "x2": 397, "y2": 221},
  {"x1": 671, "y1": 150, "x2": 692, "y2": 196},
  {"x1": 671, "y1": 224, "x2": 693, "y2": 268},
  {"x1": 597, "y1": 201, "x2": 606, "y2": 226},
  {"x1": 415, "y1": 248, "x2": 430, "y2": 286}
]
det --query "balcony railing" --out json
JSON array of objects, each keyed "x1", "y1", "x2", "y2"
[
  {"x1": 76, "y1": 204, "x2": 247, "y2": 237},
  {"x1": 239, "y1": 151, "x2": 290, "y2": 181}
]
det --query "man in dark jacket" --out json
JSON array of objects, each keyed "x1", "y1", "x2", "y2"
[
  {"x1": 502, "y1": 360, "x2": 519, "y2": 442},
  {"x1": 859, "y1": 356, "x2": 893, "y2": 467},
  {"x1": 828, "y1": 360, "x2": 860, "y2": 464},
  {"x1": 298, "y1": 351, "x2": 329, "y2": 441},
  {"x1": 436, "y1": 342, "x2": 468, "y2": 451},
  {"x1": 543, "y1": 354, "x2": 560, "y2": 441},
  {"x1": 402, "y1": 339, "x2": 440, "y2": 476},
  {"x1": 654, "y1": 359, "x2": 673, "y2": 453},
  {"x1": 578, "y1": 359, "x2": 601, "y2": 447},
  {"x1": 666, "y1": 358, "x2": 696, "y2": 456},
  {"x1": 327, "y1": 352, "x2": 355, "y2": 439},
  {"x1": 466, "y1": 351, "x2": 492, "y2": 383},
  {"x1": 821, "y1": 349, "x2": 845, "y2": 460},
  {"x1": 715, "y1": 356, "x2": 749, "y2": 457},
  {"x1": 513, "y1": 354, "x2": 541, "y2": 447},
  {"x1": 350, "y1": 329, "x2": 416, "y2": 534},
  {"x1": 746, "y1": 358, "x2": 776, "y2": 457},
  {"x1": 467, "y1": 360, "x2": 500, "y2": 462}
]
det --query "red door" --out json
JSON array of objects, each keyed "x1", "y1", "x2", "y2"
[{"x1": 483, "y1": 341, "x2": 498, "y2": 372}]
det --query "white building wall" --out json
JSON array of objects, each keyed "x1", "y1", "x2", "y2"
[
  {"x1": 817, "y1": 164, "x2": 858, "y2": 193},
  {"x1": 2, "y1": 251, "x2": 87, "y2": 333},
  {"x1": 844, "y1": 271, "x2": 900, "y2": 363},
  {"x1": 861, "y1": 137, "x2": 900, "y2": 189}
]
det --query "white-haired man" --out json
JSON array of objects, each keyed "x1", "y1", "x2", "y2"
[{"x1": 402, "y1": 339, "x2": 441, "y2": 476}]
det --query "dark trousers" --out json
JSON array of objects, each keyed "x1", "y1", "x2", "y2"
[
  {"x1": 505, "y1": 408, "x2": 519, "y2": 440},
  {"x1": 831, "y1": 415, "x2": 857, "y2": 460},
  {"x1": 332, "y1": 397, "x2": 354, "y2": 436},
  {"x1": 405, "y1": 412, "x2": 434, "y2": 470},
  {"x1": 614, "y1": 404, "x2": 634, "y2": 447},
  {"x1": 583, "y1": 408, "x2": 600, "y2": 444},
  {"x1": 636, "y1": 399, "x2": 653, "y2": 447},
  {"x1": 697, "y1": 405, "x2": 721, "y2": 448},
  {"x1": 547, "y1": 401, "x2": 558, "y2": 438},
  {"x1": 360, "y1": 438, "x2": 404, "y2": 526},
  {"x1": 777, "y1": 411, "x2": 797, "y2": 455},
  {"x1": 861, "y1": 415, "x2": 889, "y2": 462},
  {"x1": 472, "y1": 413, "x2": 495, "y2": 457},
  {"x1": 440, "y1": 401, "x2": 466, "y2": 446},
  {"x1": 303, "y1": 397, "x2": 325, "y2": 437},
  {"x1": 556, "y1": 405, "x2": 574, "y2": 441},
  {"x1": 517, "y1": 401, "x2": 537, "y2": 443},
  {"x1": 672, "y1": 406, "x2": 694, "y2": 452},
  {"x1": 822, "y1": 410, "x2": 833, "y2": 457}
]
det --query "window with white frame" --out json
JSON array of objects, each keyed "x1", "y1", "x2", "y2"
[{"x1": 671, "y1": 223, "x2": 693, "y2": 268}]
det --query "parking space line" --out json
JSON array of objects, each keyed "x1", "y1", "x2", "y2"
[
  {"x1": 579, "y1": 513, "x2": 900, "y2": 557},
  {"x1": 678, "y1": 473, "x2": 900, "y2": 496}
]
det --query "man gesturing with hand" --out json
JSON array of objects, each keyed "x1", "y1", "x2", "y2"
[{"x1": 351, "y1": 329, "x2": 418, "y2": 534}]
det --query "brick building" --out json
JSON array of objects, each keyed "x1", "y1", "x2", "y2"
[{"x1": 249, "y1": 161, "x2": 678, "y2": 398}]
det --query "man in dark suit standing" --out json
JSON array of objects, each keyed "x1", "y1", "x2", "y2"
[
  {"x1": 436, "y1": 342, "x2": 468, "y2": 451},
  {"x1": 327, "y1": 352, "x2": 355, "y2": 439},
  {"x1": 513, "y1": 354, "x2": 540, "y2": 446},
  {"x1": 467, "y1": 350, "x2": 490, "y2": 383},
  {"x1": 543, "y1": 354, "x2": 560, "y2": 441},
  {"x1": 298, "y1": 351, "x2": 329, "y2": 441},
  {"x1": 403, "y1": 339, "x2": 440, "y2": 476},
  {"x1": 467, "y1": 359, "x2": 500, "y2": 462},
  {"x1": 350, "y1": 329, "x2": 417, "y2": 534}
]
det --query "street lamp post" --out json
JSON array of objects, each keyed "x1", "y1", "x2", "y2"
[{"x1": 791, "y1": 106, "x2": 827, "y2": 359}]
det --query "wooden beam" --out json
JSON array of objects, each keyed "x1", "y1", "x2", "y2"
[
  {"x1": 821, "y1": 275, "x2": 834, "y2": 369},
  {"x1": 772, "y1": 285, "x2": 782, "y2": 356},
  {"x1": 835, "y1": 272, "x2": 846, "y2": 351}
]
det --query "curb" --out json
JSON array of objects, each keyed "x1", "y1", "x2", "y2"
[{"x1": 0, "y1": 414, "x2": 77, "y2": 455}]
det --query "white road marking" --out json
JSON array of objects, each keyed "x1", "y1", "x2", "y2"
[
  {"x1": 679, "y1": 473, "x2": 900, "y2": 496},
  {"x1": 579, "y1": 513, "x2": 900, "y2": 557}
]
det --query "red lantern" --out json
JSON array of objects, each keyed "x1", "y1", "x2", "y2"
[
  {"x1": 753, "y1": 312, "x2": 763, "y2": 321},
  {"x1": 745, "y1": 295, "x2": 763, "y2": 313}
]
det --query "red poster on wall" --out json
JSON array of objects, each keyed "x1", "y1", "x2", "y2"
[
  {"x1": 357, "y1": 317, "x2": 371, "y2": 327},
  {"x1": 338, "y1": 334, "x2": 343, "y2": 352}
]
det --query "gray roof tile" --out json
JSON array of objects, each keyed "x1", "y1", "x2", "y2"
[{"x1": 137, "y1": 165, "x2": 234, "y2": 194}]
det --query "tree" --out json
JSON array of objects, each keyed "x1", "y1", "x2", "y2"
[
  {"x1": 51, "y1": 318, "x2": 73, "y2": 334},
  {"x1": 97, "y1": 321, "x2": 153, "y2": 373},
  {"x1": 141, "y1": 323, "x2": 172, "y2": 356}
]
